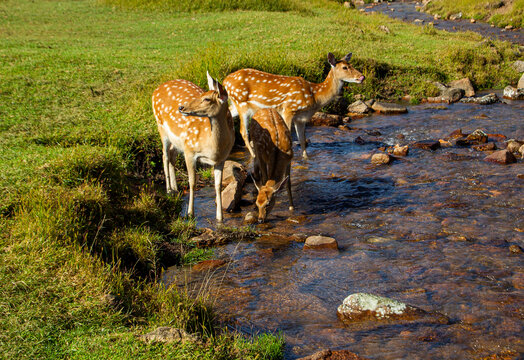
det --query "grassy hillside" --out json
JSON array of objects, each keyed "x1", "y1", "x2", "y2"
[
  {"x1": 425, "y1": 0, "x2": 524, "y2": 28},
  {"x1": 0, "y1": 0, "x2": 522, "y2": 358}
]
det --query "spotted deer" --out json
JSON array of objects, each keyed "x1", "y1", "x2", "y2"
[
  {"x1": 152, "y1": 74, "x2": 235, "y2": 222},
  {"x1": 223, "y1": 52, "x2": 365, "y2": 159},
  {"x1": 250, "y1": 108, "x2": 294, "y2": 223}
]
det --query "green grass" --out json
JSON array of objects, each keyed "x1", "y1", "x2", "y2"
[
  {"x1": 425, "y1": 0, "x2": 524, "y2": 28},
  {"x1": 0, "y1": 0, "x2": 522, "y2": 358}
]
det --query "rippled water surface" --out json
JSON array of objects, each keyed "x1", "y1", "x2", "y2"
[{"x1": 164, "y1": 96, "x2": 524, "y2": 359}]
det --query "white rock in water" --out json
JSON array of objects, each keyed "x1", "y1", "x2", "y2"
[{"x1": 338, "y1": 293, "x2": 408, "y2": 320}]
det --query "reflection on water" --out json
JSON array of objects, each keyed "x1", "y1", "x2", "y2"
[{"x1": 164, "y1": 97, "x2": 524, "y2": 359}]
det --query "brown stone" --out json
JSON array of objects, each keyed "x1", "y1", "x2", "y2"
[
  {"x1": 392, "y1": 144, "x2": 409, "y2": 156},
  {"x1": 509, "y1": 244, "x2": 523, "y2": 254},
  {"x1": 304, "y1": 235, "x2": 338, "y2": 250},
  {"x1": 243, "y1": 211, "x2": 257, "y2": 225},
  {"x1": 484, "y1": 150, "x2": 517, "y2": 164},
  {"x1": 347, "y1": 100, "x2": 371, "y2": 115},
  {"x1": 412, "y1": 140, "x2": 440, "y2": 150},
  {"x1": 371, "y1": 153, "x2": 393, "y2": 165},
  {"x1": 371, "y1": 102, "x2": 408, "y2": 114},
  {"x1": 192, "y1": 259, "x2": 226, "y2": 272},
  {"x1": 465, "y1": 129, "x2": 488, "y2": 144},
  {"x1": 297, "y1": 349, "x2": 369, "y2": 360},
  {"x1": 472, "y1": 142, "x2": 496, "y2": 151},
  {"x1": 449, "y1": 78, "x2": 475, "y2": 97},
  {"x1": 310, "y1": 112, "x2": 343, "y2": 127},
  {"x1": 222, "y1": 160, "x2": 247, "y2": 188},
  {"x1": 221, "y1": 180, "x2": 243, "y2": 212},
  {"x1": 448, "y1": 129, "x2": 465, "y2": 139},
  {"x1": 518, "y1": 73, "x2": 524, "y2": 89},
  {"x1": 520, "y1": 144, "x2": 524, "y2": 158}
]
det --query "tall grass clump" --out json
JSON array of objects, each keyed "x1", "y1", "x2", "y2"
[{"x1": 99, "y1": 0, "x2": 310, "y2": 13}]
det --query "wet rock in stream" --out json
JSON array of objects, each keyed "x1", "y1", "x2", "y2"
[
  {"x1": 371, "y1": 152, "x2": 393, "y2": 165},
  {"x1": 337, "y1": 293, "x2": 449, "y2": 325},
  {"x1": 347, "y1": 100, "x2": 372, "y2": 115},
  {"x1": 310, "y1": 112, "x2": 345, "y2": 127},
  {"x1": 304, "y1": 235, "x2": 339, "y2": 250},
  {"x1": 503, "y1": 86, "x2": 524, "y2": 100},
  {"x1": 460, "y1": 93, "x2": 500, "y2": 105},
  {"x1": 484, "y1": 149, "x2": 517, "y2": 164},
  {"x1": 412, "y1": 140, "x2": 441, "y2": 150},
  {"x1": 371, "y1": 101, "x2": 408, "y2": 114},
  {"x1": 506, "y1": 139, "x2": 524, "y2": 153}
]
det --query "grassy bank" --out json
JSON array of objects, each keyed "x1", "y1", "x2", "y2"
[
  {"x1": 0, "y1": 0, "x2": 522, "y2": 358},
  {"x1": 424, "y1": 0, "x2": 524, "y2": 28}
]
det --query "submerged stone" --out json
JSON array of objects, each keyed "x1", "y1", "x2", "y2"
[
  {"x1": 412, "y1": 140, "x2": 440, "y2": 150},
  {"x1": 337, "y1": 293, "x2": 449, "y2": 324}
]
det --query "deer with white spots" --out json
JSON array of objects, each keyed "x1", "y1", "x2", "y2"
[
  {"x1": 152, "y1": 74, "x2": 235, "y2": 223},
  {"x1": 223, "y1": 52, "x2": 365, "y2": 160},
  {"x1": 250, "y1": 108, "x2": 294, "y2": 223}
]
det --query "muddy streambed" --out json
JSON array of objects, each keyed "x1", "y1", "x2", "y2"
[
  {"x1": 361, "y1": 1, "x2": 524, "y2": 45},
  {"x1": 164, "y1": 95, "x2": 524, "y2": 359}
]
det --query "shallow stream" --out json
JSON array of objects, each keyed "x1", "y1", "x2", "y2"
[{"x1": 164, "y1": 94, "x2": 523, "y2": 359}]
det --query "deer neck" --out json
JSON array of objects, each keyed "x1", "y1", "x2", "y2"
[
  {"x1": 312, "y1": 69, "x2": 343, "y2": 108},
  {"x1": 207, "y1": 106, "x2": 233, "y2": 151}
]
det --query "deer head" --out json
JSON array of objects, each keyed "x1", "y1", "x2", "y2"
[
  {"x1": 178, "y1": 75, "x2": 228, "y2": 118},
  {"x1": 254, "y1": 177, "x2": 288, "y2": 223},
  {"x1": 327, "y1": 52, "x2": 365, "y2": 84}
]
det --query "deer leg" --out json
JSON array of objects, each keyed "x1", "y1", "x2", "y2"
[
  {"x1": 214, "y1": 162, "x2": 224, "y2": 223},
  {"x1": 286, "y1": 164, "x2": 294, "y2": 211},
  {"x1": 294, "y1": 120, "x2": 308, "y2": 160},
  {"x1": 163, "y1": 138, "x2": 177, "y2": 194},
  {"x1": 237, "y1": 106, "x2": 256, "y2": 157},
  {"x1": 168, "y1": 146, "x2": 178, "y2": 192},
  {"x1": 184, "y1": 152, "x2": 196, "y2": 217}
]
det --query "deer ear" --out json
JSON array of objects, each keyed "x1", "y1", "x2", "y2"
[
  {"x1": 250, "y1": 173, "x2": 260, "y2": 191},
  {"x1": 275, "y1": 176, "x2": 289, "y2": 192},
  {"x1": 216, "y1": 81, "x2": 228, "y2": 103},
  {"x1": 344, "y1": 53, "x2": 353, "y2": 62},
  {"x1": 206, "y1": 71, "x2": 216, "y2": 91},
  {"x1": 328, "y1": 52, "x2": 337, "y2": 67}
]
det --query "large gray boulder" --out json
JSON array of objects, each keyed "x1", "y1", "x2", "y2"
[
  {"x1": 512, "y1": 60, "x2": 524, "y2": 73},
  {"x1": 449, "y1": 78, "x2": 475, "y2": 97}
]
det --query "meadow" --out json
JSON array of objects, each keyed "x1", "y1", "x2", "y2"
[{"x1": 0, "y1": 0, "x2": 522, "y2": 358}]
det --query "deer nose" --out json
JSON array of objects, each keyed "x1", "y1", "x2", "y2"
[
  {"x1": 359, "y1": 75, "x2": 365, "y2": 83},
  {"x1": 178, "y1": 105, "x2": 185, "y2": 111}
]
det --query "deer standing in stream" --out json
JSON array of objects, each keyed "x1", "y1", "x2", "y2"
[
  {"x1": 250, "y1": 108, "x2": 294, "y2": 223},
  {"x1": 223, "y1": 52, "x2": 365, "y2": 160},
  {"x1": 152, "y1": 74, "x2": 235, "y2": 223}
]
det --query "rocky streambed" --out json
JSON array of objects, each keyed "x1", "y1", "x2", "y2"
[
  {"x1": 164, "y1": 92, "x2": 523, "y2": 359},
  {"x1": 358, "y1": 0, "x2": 524, "y2": 45}
]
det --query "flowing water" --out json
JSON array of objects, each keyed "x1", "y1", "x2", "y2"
[
  {"x1": 164, "y1": 95, "x2": 524, "y2": 359},
  {"x1": 361, "y1": 1, "x2": 524, "y2": 45}
]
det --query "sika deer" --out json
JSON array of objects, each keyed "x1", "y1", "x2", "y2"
[
  {"x1": 250, "y1": 108, "x2": 294, "y2": 223},
  {"x1": 152, "y1": 74, "x2": 235, "y2": 222},
  {"x1": 223, "y1": 52, "x2": 365, "y2": 159}
]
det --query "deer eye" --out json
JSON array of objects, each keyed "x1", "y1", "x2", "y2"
[
  {"x1": 343, "y1": 66, "x2": 348, "y2": 70},
  {"x1": 203, "y1": 98, "x2": 212, "y2": 102}
]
